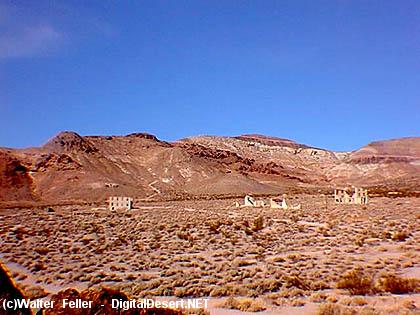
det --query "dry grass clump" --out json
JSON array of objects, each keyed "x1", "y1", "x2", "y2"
[
  {"x1": 277, "y1": 288, "x2": 305, "y2": 298},
  {"x1": 290, "y1": 298, "x2": 305, "y2": 306},
  {"x1": 220, "y1": 297, "x2": 266, "y2": 312},
  {"x1": 309, "y1": 292, "x2": 328, "y2": 303},
  {"x1": 284, "y1": 275, "x2": 310, "y2": 290},
  {"x1": 176, "y1": 231, "x2": 193, "y2": 241},
  {"x1": 336, "y1": 269, "x2": 374, "y2": 295},
  {"x1": 173, "y1": 286, "x2": 206, "y2": 298},
  {"x1": 391, "y1": 230, "x2": 410, "y2": 241},
  {"x1": 209, "y1": 286, "x2": 230, "y2": 297},
  {"x1": 33, "y1": 247, "x2": 50, "y2": 255},
  {"x1": 350, "y1": 296, "x2": 367, "y2": 306},
  {"x1": 232, "y1": 258, "x2": 254, "y2": 268},
  {"x1": 252, "y1": 216, "x2": 264, "y2": 232},
  {"x1": 317, "y1": 303, "x2": 358, "y2": 315},
  {"x1": 375, "y1": 273, "x2": 419, "y2": 294},
  {"x1": 337, "y1": 268, "x2": 419, "y2": 295},
  {"x1": 31, "y1": 262, "x2": 47, "y2": 272},
  {"x1": 207, "y1": 220, "x2": 222, "y2": 233},
  {"x1": 311, "y1": 280, "x2": 330, "y2": 291}
]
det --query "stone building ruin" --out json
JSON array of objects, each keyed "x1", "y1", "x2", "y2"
[
  {"x1": 334, "y1": 187, "x2": 368, "y2": 205},
  {"x1": 243, "y1": 195, "x2": 265, "y2": 207},
  {"x1": 105, "y1": 183, "x2": 119, "y2": 188},
  {"x1": 236, "y1": 194, "x2": 301, "y2": 210},
  {"x1": 108, "y1": 196, "x2": 133, "y2": 210},
  {"x1": 270, "y1": 194, "x2": 301, "y2": 210}
]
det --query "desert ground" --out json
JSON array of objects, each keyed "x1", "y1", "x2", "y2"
[{"x1": 0, "y1": 195, "x2": 419, "y2": 314}]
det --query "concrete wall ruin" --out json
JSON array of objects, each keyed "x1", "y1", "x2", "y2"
[
  {"x1": 238, "y1": 194, "x2": 301, "y2": 210},
  {"x1": 108, "y1": 196, "x2": 133, "y2": 210},
  {"x1": 334, "y1": 187, "x2": 368, "y2": 205}
]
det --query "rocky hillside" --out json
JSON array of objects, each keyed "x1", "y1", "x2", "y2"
[{"x1": 1, "y1": 132, "x2": 419, "y2": 205}]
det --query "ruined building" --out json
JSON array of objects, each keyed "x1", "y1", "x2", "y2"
[
  {"x1": 108, "y1": 196, "x2": 133, "y2": 210},
  {"x1": 236, "y1": 194, "x2": 301, "y2": 210},
  {"x1": 270, "y1": 194, "x2": 301, "y2": 210},
  {"x1": 243, "y1": 195, "x2": 265, "y2": 207},
  {"x1": 334, "y1": 187, "x2": 368, "y2": 205}
]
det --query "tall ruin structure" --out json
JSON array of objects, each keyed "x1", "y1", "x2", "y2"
[
  {"x1": 334, "y1": 187, "x2": 368, "y2": 205},
  {"x1": 108, "y1": 196, "x2": 133, "y2": 210}
]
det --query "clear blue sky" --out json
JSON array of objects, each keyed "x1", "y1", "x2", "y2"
[{"x1": 1, "y1": 1, "x2": 419, "y2": 151}]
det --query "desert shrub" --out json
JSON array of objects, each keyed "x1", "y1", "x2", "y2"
[
  {"x1": 403, "y1": 260, "x2": 414, "y2": 268},
  {"x1": 176, "y1": 232, "x2": 192, "y2": 241},
  {"x1": 350, "y1": 296, "x2": 367, "y2": 306},
  {"x1": 391, "y1": 231, "x2": 409, "y2": 241},
  {"x1": 278, "y1": 288, "x2": 305, "y2": 298},
  {"x1": 311, "y1": 280, "x2": 330, "y2": 291},
  {"x1": 31, "y1": 262, "x2": 47, "y2": 272},
  {"x1": 375, "y1": 273, "x2": 419, "y2": 294},
  {"x1": 244, "y1": 227, "x2": 254, "y2": 235},
  {"x1": 231, "y1": 285, "x2": 252, "y2": 297},
  {"x1": 125, "y1": 273, "x2": 137, "y2": 281},
  {"x1": 326, "y1": 295, "x2": 338, "y2": 303},
  {"x1": 33, "y1": 247, "x2": 50, "y2": 255},
  {"x1": 207, "y1": 220, "x2": 222, "y2": 233},
  {"x1": 317, "y1": 303, "x2": 357, "y2": 315},
  {"x1": 220, "y1": 229, "x2": 231, "y2": 239},
  {"x1": 231, "y1": 259, "x2": 248, "y2": 267},
  {"x1": 310, "y1": 292, "x2": 328, "y2": 303},
  {"x1": 290, "y1": 298, "x2": 305, "y2": 306},
  {"x1": 284, "y1": 275, "x2": 310, "y2": 290},
  {"x1": 247, "y1": 279, "x2": 282, "y2": 294},
  {"x1": 398, "y1": 299, "x2": 417, "y2": 311},
  {"x1": 110, "y1": 264, "x2": 126, "y2": 272},
  {"x1": 209, "y1": 286, "x2": 229, "y2": 297},
  {"x1": 286, "y1": 253, "x2": 300, "y2": 261},
  {"x1": 12, "y1": 225, "x2": 31, "y2": 235},
  {"x1": 252, "y1": 216, "x2": 264, "y2": 232},
  {"x1": 221, "y1": 297, "x2": 266, "y2": 312},
  {"x1": 354, "y1": 237, "x2": 364, "y2": 247},
  {"x1": 359, "y1": 307, "x2": 379, "y2": 315},
  {"x1": 381, "y1": 230, "x2": 392, "y2": 239},
  {"x1": 336, "y1": 269, "x2": 374, "y2": 295},
  {"x1": 174, "y1": 287, "x2": 191, "y2": 297},
  {"x1": 271, "y1": 256, "x2": 285, "y2": 263}
]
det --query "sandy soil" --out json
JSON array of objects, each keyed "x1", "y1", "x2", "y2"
[{"x1": 0, "y1": 195, "x2": 419, "y2": 314}]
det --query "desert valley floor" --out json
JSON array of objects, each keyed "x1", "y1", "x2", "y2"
[{"x1": 1, "y1": 195, "x2": 419, "y2": 314}]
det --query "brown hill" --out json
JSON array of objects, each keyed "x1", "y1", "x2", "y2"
[
  {"x1": 0, "y1": 149, "x2": 38, "y2": 202},
  {"x1": 0, "y1": 132, "x2": 419, "y2": 205},
  {"x1": 349, "y1": 137, "x2": 420, "y2": 163},
  {"x1": 234, "y1": 134, "x2": 308, "y2": 149},
  {"x1": 341, "y1": 137, "x2": 420, "y2": 193}
]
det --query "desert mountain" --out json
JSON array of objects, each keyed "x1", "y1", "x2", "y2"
[{"x1": 1, "y1": 132, "x2": 419, "y2": 205}]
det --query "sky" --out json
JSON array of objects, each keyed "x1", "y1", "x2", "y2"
[{"x1": 0, "y1": 0, "x2": 419, "y2": 151}]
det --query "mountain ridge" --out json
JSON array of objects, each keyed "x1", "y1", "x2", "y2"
[{"x1": 1, "y1": 131, "x2": 419, "y2": 205}]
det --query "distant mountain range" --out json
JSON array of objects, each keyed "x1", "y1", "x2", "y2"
[{"x1": 1, "y1": 132, "x2": 419, "y2": 206}]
